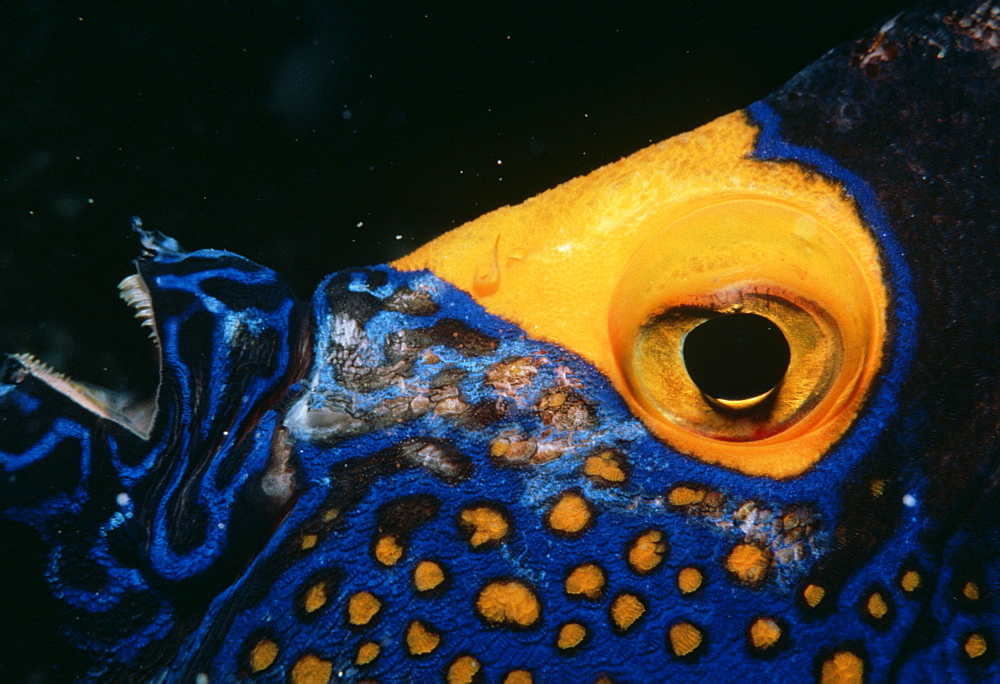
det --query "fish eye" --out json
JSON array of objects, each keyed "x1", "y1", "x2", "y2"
[
  {"x1": 609, "y1": 197, "x2": 887, "y2": 478},
  {"x1": 682, "y1": 313, "x2": 790, "y2": 405}
]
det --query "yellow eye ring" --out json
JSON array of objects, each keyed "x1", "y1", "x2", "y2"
[{"x1": 609, "y1": 196, "x2": 886, "y2": 478}]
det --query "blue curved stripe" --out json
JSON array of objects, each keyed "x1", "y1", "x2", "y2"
[{"x1": 747, "y1": 100, "x2": 919, "y2": 472}]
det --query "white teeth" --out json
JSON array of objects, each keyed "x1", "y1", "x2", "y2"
[
  {"x1": 11, "y1": 353, "x2": 155, "y2": 440},
  {"x1": 118, "y1": 273, "x2": 160, "y2": 349}
]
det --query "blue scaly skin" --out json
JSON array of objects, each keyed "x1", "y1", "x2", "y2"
[{"x1": 1, "y1": 2, "x2": 998, "y2": 682}]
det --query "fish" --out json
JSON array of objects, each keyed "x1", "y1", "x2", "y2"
[{"x1": 1, "y1": 1, "x2": 998, "y2": 682}]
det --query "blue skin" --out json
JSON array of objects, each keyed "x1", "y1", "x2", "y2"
[{"x1": 2, "y1": 53, "x2": 998, "y2": 684}]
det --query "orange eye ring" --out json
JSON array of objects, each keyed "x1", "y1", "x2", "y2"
[{"x1": 609, "y1": 197, "x2": 886, "y2": 478}]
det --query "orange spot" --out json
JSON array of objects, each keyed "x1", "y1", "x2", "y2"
[
  {"x1": 724, "y1": 543, "x2": 771, "y2": 586},
  {"x1": 627, "y1": 529, "x2": 667, "y2": 574},
  {"x1": 300, "y1": 533, "x2": 318, "y2": 550},
  {"x1": 303, "y1": 582, "x2": 328, "y2": 614},
  {"x1": 869, "y1": 479, "x2": 885, "y2": 497},
  {"x1": 964, "y1": 632, "x2": 987, "y2": 659},
  {"x1": 565, "y1": 563, "x2": 606, "y2": 600},
  {"x1": 900, "y1": 570, "x2": 921, "y2": 593},
  {"x1": 610, "y1": 593, "x2": 646, "y2": 632},
  {"x1": 447, "y1": 655, "x2": 482, "y2": 684},
  {"x1": 557, "y1": 622, "x2": 588, "y2": 650},
  {"x1": 406, "y1": 620, "x2": 441, "y2": 656},
  {"x1": 413, "y1": 560, "x2": 446, "y2": 592},
  {"x1": 677, "y1": 566, "x2": 703, "y2": 595},
  {"x1": 374, "y1": 535, "x2": 403, "y2": 566},
  {"x1": 503, "y1": 671, "x2": 533, "y2": 684},
  {"x1": 249, "y1": 637, "x2": 278, "y2": 673},
  {"x1": 584, "y1": 450, "x2": 627, "y2": 485},
  {"x1": 668, "y1": 485, "x2": 705, "y2": 507},
  {"x1": 355, "y1": 642, "x2": 380, "y2": 666},
  {"x1": 347, "y1": 591, "x2": 382, "y2": 626},
  {"x1": 749, "y1": 617, "x2": 782, "y2": 650},
  {"x1": 866, "y1": 591, "x2": 888, "y2": 619},
  {"x1": 476, "y1": 580, "x2": 542, "y2": 628},
  {"x1": 290, "y1": 653, "x2": 333, "y2": 684},
  {"x1": 803, "y1": 583, "x2": 826, "y2": 608},
  {"x1": 963, "y1": 581, "x2": 981, "y2": 601},
  {"x1": 547, "y1": 491, "x2": 592, "y2": 536},
  {"x1": 460, "y1": 506, "x2": 509, "y2": 547},
  {"x1": 819, "y1": 650, "x2": 864, "y2": 684},
  {"x1": 668, "y1": 622, "x2": 703, "y2": 657}
]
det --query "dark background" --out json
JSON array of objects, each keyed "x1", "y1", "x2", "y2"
[{"x1": 1, "y1": 1, "x2": 914, "y2": 402}]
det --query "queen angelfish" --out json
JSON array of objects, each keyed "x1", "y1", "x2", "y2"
[{"x1": 1, "y1": 2, "x2": 998, "y2": 682}]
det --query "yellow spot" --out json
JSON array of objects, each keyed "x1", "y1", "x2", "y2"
[
  {"x1": 303, "y1": 582, "x2": 328, "y2": 614},
  {"x1": 413, "y1": 560, "x2": 446, "y2": 592},
  {"x1": 405, "y1": 619, "x2": 441, "y2": 656},
  {"x1": 355, "y1": 642, "x2": 380, "y2": 666},
  {"x1": 347, "y1": 591, "x2": 382, "y2": 626},
  {"x1": 819, "y1": 650, "x2": 864, "y2": 684},
  {"x1": 610, "y1": 593, "x2": 645, "y2": 632},
  {"x1": 503, "y1": 671, "x2": 533, "y2": 684},
  {"x1": 668, "y1": 622, "x2": 703, "y2": 657},
  {"x1": 447, "y1": 655, "x2": 482, "y2": 684},
  {"x1": 249, "y1": 637, "x2": 278, "y2": 673},
  {"x1": 866, "y1": 591, "x2": 889, "y2": 619},
  {"x1": 321, "y1": 508, "x2": 338, "y2": 523},
  {"x1": 900, "y1": 570, "x2": 921, "y2": 593},
  {"x1": 584, "y1": 450, "x2": 627, "y2": 484},
  {"x1": 964, "y1": 632, "x2": 987, "y2": 659},
  {"x1": 668, "y1": 485, "x2": 705, "y2": 507},
  {"x1": 803, "y1": 584, "x2": 826, "y2": 608},
  {"x1": 290, "y1": 653, "x2": 333, "y2": 684},
  {"x1": 963, "y1": 581, "x2": 981, "y2": 601},
  {"x1": 476, "y1": 580, "x2": 542, "y2": 627},
  {"x1": 627, "y1": 529, "x2": 667, "y2": 574},
  {"x1": 869, "y1": 479, "x2": 885, "y2": 497},
  {"x1": 749, "y1": 617, "x2": 782, "y2": 650},
  {"x1": 460, "y1": 506, "x2": 509, "y2": 547},
  {"x1": 724, "y1": 543, "x2": 770, "y2": 586},
  {"x1": 374, "y1": 534, "x2": 403, "y2": 566},
  {"x1": 677, "y1": 566, "x2": 703, "y2": 595},
  {"x1": 557, "y1": 622, "x2": 588, "y2": 650},
  {"x1": 300, "y1": 533, "x2": 318, "y2": 550},
  {"x1": 547, "y1": 491, "x2": 592, "y2": 536},
  {"x1": 565, "y1": 563, "x2": 606, "y2": 600}
]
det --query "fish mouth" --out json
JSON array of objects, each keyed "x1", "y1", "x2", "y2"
[{"x1": 9, "y1": 235, "x2": 164, "y2": 441}]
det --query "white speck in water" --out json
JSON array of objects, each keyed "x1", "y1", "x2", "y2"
[
  {"x1": 116, "y1": 492, "x2": 130, "y2": 507},
  {"x1": 902, "y1": 493, "x2": 917, "y2": 508},
  {"x1": 342, "y1": 109, "x2": 352, "y2": 120},
  {"x1": 356, "y1": 221, "x2": 364, "y2": 228},
  {"x1": 395, "y1": 235, "x2": 402, "y2": 240},
  {"x1": 195, "y1": 674, "x2": 209, "y2": 684},
  {"x1": 496, "y1": 159, "x2": 502, "y2": 165},
  {"x1": 218, "y1": 523, "x2": 226, "y2": 530}
]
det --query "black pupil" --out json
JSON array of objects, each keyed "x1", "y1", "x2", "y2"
[{"x1": 682, "y1": 313, "x2": 791, "y2": 401}]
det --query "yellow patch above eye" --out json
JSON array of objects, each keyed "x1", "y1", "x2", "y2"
[{"x1": 395, "y1": 112, "x2": 887, "y2": 479}]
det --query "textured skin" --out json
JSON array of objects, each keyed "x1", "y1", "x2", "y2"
[{"x1": 1, "y1": 1, "x2": 998, "y2": 682}]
